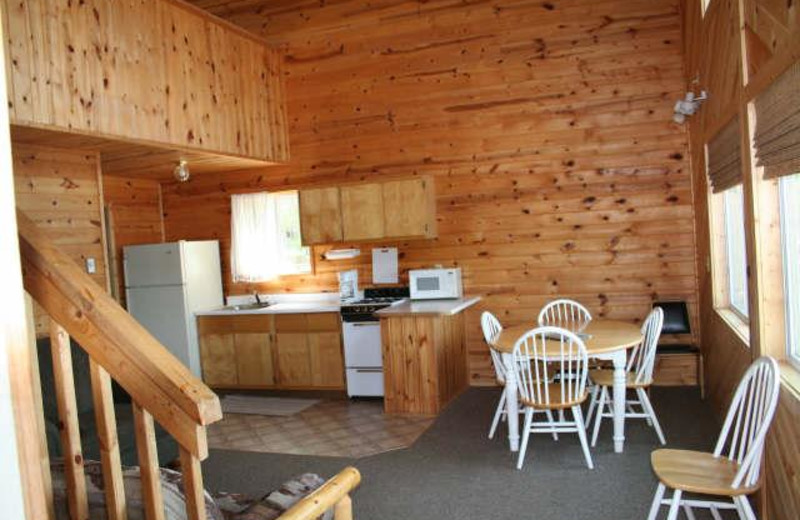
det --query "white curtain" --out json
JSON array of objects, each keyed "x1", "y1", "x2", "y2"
[{"x1": 230, "y1": 192, "x2": 280, "y2": 282}]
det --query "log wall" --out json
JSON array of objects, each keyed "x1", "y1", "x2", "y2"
[
  {"x1": 103, "y1": 176, "x2": 165, "y2": 306},
  {"x1": 166, "y1": 0, "x2": 698, "y2": 385},
  {"x1": 12, "y1": 142, "x2": 108, "y2": 336}
]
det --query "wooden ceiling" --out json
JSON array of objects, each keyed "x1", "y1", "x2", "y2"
[{"x1": 11, "y1": 125, "x2": 277, "y2": 181}]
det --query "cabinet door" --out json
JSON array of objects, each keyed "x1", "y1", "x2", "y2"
[
  {"x1": 199, "y1": 333, "x2": 237, "y2": 386},
  {"x1": 276, "y1": 333, "x2": 312, "y2": 387},
  {"x1": 234, "y1": 333, "x2": 274, "y2": 386},
  {"x1": 308, "y1": 332, "x2": 345, "y2": 388},
  {"x1": 382, "y1": 177, "x2": 436, "y2": 238},
  {"x1": 340, "y1": 183, "x2": 385, "y2": 240},
  {"x1": 299, "y1": 187, "x2": 343, "y2": 245}
]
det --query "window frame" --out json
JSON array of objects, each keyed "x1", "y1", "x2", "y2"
[
  {"x1": 271, "y1": 190, "x2": 313, "y2": 277},
  {"x1": 709, "y1": 182, "x2": 750, "y2": 334},
  {"x1": 778, "y1": 174, "x2": 800, "y2": 370}
]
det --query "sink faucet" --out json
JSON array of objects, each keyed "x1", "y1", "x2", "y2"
[{"x1": 254, "y1": 291, "x2": 263, "y2": 305}]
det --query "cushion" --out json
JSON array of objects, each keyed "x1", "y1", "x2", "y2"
[{"x1": 50, "y1": 459, "x2": 329, "y2": 520}]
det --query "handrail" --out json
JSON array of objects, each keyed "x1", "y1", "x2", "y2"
[
  {"x1": 17, "y1": 210, "x2": 221, "y2": 458},
  {"x1": 278, "y1": 467, "x2": 361, "y2": 520}
]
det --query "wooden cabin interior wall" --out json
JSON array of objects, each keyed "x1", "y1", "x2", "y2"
[
  {"x1": 1, "y1": 0, "x2": 289, "y2": 162},
  {"x1": 11, "y1": 142, "x2": 109, "y2": 336},
  {"x1": 103, "y1": 176, "x2": 166, "y2": 306},
  {"x1": 167, "y1": 0, "x2": 698, "y2": 384},
  {"x1": 680, "y1": 0, "x2": 800, "y2": 518}
]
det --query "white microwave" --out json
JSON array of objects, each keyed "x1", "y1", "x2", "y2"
[{"x1": 409, "y1": 268, "x2": 463, "y2": 300}]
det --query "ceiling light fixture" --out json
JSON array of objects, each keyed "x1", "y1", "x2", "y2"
[{"x1": 173, "y1": 159, "x2": 190, "y2": 182}]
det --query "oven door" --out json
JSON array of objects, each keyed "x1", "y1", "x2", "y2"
[{"x1": 342, "y1": 321, "x2": 383, "y2": 368}]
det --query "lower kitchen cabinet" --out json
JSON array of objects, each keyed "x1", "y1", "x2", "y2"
[
  {"x1": 309, "y1": 332, "x2": 345, "y2": 387},
  {"x1": 200, "y1": 333, "x2": 237, "y2": 386},
  {"x1": 234, "y1": 332, "x2": 274, "y2": 386},
  {"x1": 198, "y1": 312, "x2": 344, "y2": 390},
  {"x1": 275, "y1": 332, "x2": 313, "y2": 387}
]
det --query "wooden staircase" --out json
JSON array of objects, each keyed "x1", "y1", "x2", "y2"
[{"x1": 15, "y1": 210, "x2": 360, "y2": 520}]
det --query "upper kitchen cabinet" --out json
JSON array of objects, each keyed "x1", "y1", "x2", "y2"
[
  {"x1": 299, "y1": 187, "x2": 343, "y2": 245},
  {"x1": 340, "y1": 183, "x2": 385, "y2": 241},
  {"x1": 382, "y1": 178, "x2": 436, "y2": 239},
  {"x1": 299, "y1": 176, "x2": 436, "y2": 245},
  {"x1": 2, "y1": 0, "x2": 289, "y2": 163}
]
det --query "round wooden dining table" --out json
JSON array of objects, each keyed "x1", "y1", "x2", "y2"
[{"x1": 490, "y1": 319, "x2": 643, "y2": 454}]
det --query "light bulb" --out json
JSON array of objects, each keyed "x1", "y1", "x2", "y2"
[{"x1": 174, "y1": 160, "x2": 190, "y2": 182}]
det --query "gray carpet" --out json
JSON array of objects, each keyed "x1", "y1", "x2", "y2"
[{"x1": 202, "y1": 387, "x2": 720, "y2": 519}]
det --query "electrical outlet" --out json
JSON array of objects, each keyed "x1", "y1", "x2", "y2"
[{"x1": 86, "y1": 257, "x2": 97, "y2": 274}]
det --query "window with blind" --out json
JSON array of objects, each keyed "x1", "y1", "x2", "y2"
[
  {"x1": 707, "y1": 116, "x2": 749, "y2": 323},
  {"x1": 752, "y1": 60, "x2": 800, "y2": 366}
]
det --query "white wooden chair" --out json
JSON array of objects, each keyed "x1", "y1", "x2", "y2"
[
  {"x1": 511, "y1": 326, "x2": 594, "y2": 470},
  {"x1": 646, "y1": 357, "x2": 780, "y2": 520},
  {"x1": 480, "y1": 312, "x2": 557, "y2": 441},
  {"x1": 537, "y1": 299, "x2": 592, "y2": 333},
  {"x1": 587, "y1": 307, "x2": 666, "y2": 446}
]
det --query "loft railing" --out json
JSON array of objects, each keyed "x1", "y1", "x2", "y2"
[{"x1": 16, "y1": 209, "x2": 361, "y2": 519}]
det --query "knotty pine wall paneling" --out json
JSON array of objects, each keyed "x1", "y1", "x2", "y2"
[
  {"x1": 681, "y1": 0, "x2": 800, "y2": 517},
  {"x1": 169, "y1": 0, "x2": 699, "y2": 385},
  {"x1": 103, "y1": 176, "x2": 165, "y2": 306},
  {"x1": 1, "y1": 0, "x2": 289, "y2": 163},
  {"x1": 12, "y1": 142, "x2": 108, "y2": 336}
]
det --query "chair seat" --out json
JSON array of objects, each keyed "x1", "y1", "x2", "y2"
[
  {"x1": 589, "y1": 368, "x2": 650, "y2": 389},
  {"x1": 521, "y1": 383, "x2": 588, "y2": 410},
  {"x1": 651, "y1": 449, "x2": 758, "y2": 497}
]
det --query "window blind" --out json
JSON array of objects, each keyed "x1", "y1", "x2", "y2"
[
  {"x1": 707, "y1": 116, "x2": 743, "y2": 193},
  {"x1": 753, "y1": 60, "x2": 800, "y2": 180}
]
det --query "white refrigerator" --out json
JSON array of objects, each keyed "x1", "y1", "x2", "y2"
[{"x1": 124, "y1": 241, "x2": 223, "y2": 377}]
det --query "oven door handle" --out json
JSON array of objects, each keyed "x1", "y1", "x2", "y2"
[
  {"x1": 354, "y1": 368, "x2": 383, "y2": 373},
  {"x1": 350, "y1": 322, "x2": 380, "y2": 327}
]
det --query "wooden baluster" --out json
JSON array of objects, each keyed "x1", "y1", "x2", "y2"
[
  {"x1": 178, "y1": 447, "x2": 206, "y2": 520},
  {"x1": 132, "y1": 402, "x2": 165, "y2": 520},
  {"x1": 89, "y1": 360, "x2": 127, "y2": 520},
  {"x1": 334, "y1": 495, "x2": 353, "y2": 520},
  {"x1": 25, "y1": 295, "x2": 55, "y2": 519},
  {"x1": 49, "y1": 322, "x2": 89, "y2": 520}
]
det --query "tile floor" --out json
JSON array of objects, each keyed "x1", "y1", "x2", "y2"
[{"x1": 207, "y1": 398, "x2": 434, "y2": 458}]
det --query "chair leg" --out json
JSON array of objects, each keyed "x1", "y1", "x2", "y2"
[
  {"x1": 544, "y1": 409, "x2": 559, "y2": 441},
  {"x1": 638, "y1": 388, "x2": 666, "y2": 445},
  {"x1": 591, "y1": 386, "x2": 607, "y2": 447},
  {"x1": 666, "y1": 489, "x2": 682, "y2": 520},
  {"x1": 734, "y1": 496, "x2": 756, "y2": 520},
  {"x1": 586, "y1": 384, "x2": 599, "y2": 426},
  {"x1": 647, "y1": 483, "x2": 666, "y2": 520},
  {"x1": 489, "y1": 390, "x2": 507, "y2": 439},
  {"x1": 573, "y1": 406, "x2": 594, "y2": 469},
  {"x1": 515, "y1": 408, "x2": 534, "y2": 470}
]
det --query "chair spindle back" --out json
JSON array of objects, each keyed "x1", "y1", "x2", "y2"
[
  {"x1": 537, "y1": 299, "x2": 592, "y2": 333},
  {"x1": 713, "y1": 357, "x2": 780, "y2": 489},
  {"x1": 629, "y1": 307, "x2": 664, "y2": 385},
  {"x1": 481, "y1": 311, "x2": 505, "y2": 383},
  {"x1": 512, "y1": 327, "x2": 589, "y2": 408}
]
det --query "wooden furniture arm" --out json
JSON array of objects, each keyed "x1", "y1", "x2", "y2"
[{"x1": 278, "y1": 467, "x2": 362, "y2": 520}]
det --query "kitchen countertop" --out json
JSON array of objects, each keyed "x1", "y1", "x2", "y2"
[
  {"x1": 196, "y1": 301, "x2": 340, "y2": 316},
  {"x1": 374, "y1": 296, "x2": 481, "y2": 317}
]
